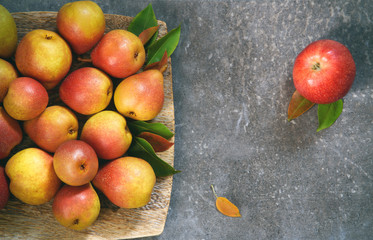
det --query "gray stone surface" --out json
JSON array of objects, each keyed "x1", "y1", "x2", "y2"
[{"x1": 2, "y1": 0, "x2": 373, "y2": 239}]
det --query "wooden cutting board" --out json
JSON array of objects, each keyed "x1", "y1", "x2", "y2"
[{"x1": 0, "y1": 11, "x2": 175, "y2": 239}]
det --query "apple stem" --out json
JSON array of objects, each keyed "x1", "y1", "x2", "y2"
[
  {"x1": 77, "y1": 57, "x2": 92, "y2": 63},
  {"x1": 312, "y1": 62, "x2": 321, "y2": 71}
]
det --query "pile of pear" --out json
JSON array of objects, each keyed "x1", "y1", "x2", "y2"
[{"x1": 0, "y1": 1, "x2": 166, "y2": 230}]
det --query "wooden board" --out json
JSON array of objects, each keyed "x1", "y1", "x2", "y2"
[{"x1": 0, "y1": 12, "x2": 175, "y2": 239}]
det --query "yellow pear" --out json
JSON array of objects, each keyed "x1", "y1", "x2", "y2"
[
  {"x1": 0, "y1": 5, "x2": 17, "y2": 58},
  {"x1": 5, "y1": 148, "x2": 62, "y2": 205}
]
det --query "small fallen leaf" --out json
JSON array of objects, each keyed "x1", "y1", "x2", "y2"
[
  {"x1": 138, "y1": 131, "x2": 174, "y2": 152},
  {"x1": 210, "y1": 185, "x2": 241, "y2": 218},
  {"x1": 288, "y1": 90, "x2": 315, "y2": 121},
  {"x1": 139, "y1": 26, "x2": 159, "y2": 45},
  {"x1": 144, "y1": 50, "x2": 168, "y2": 73}
]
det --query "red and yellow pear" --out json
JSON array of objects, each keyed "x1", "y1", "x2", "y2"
[
  {"x1": 0, "y1": 107, "x2": 22, "y2": 160},
  {"x1": 52, "y1": 183, "x2": 100, "y2": 230},
  {"x1": 59, "y1": 67, "x2": 113, "y2": 115},
  {"x1": 57, "y1": 1, "x2": 105, "y2": 55},
  {"x1": 24, "y1": 106, "x2": 79, "y2": 153},
  {"x1": 53, "y1": 140, "x2": 98, "y2": 186},
  {"x1": 91, "y1": 29, "x2": 145, "y2": 78},
  {"x1": 0, "y1": 166, "x2": 9, "y2": 209},
  {"x1": 80, "y1": 110, "x2": 132, "y2": 160},
  {"x1": 92, "y1": 156, "x2": 156, "y2": 208},
  {"x1": 114, "y1": 69, "x2": 164, "y2": 121},
  {"x1": 3, "y1": 77, "x2": 48, "y2": 121}
]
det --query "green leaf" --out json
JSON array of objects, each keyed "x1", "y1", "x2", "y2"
[
  {"x1": 317, "y1": 100, "x2": 343, "y2": 132},
  {"x1": 146, "y1": 25, "x2": 181, "y2": 66},
  {"x1": 127, "y1": 120, "x2": 174, "y2": 139},
  {"x1": 128, "y1": 3, "x2": 158, "y2": 36},
  {"x1": 128, "y1": 137, "x2": 180, "y2": 177}
]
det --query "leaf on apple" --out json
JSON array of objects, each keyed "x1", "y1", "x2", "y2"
[
  {"x1": 127, "y1": 137, "x2": 180, "y2": 177},
  {"x1": 288, "y1": 90, "x2": 315, "y2": 121},
  {"x1": 138, "y1": 132, "x2": 174, "y2": 152},
  {"x1": 139, "y1": 26, "x2": 159, "y2": 45},
  {"x1": 146, "y1": 25, "x2": 181, "y2": 66},
  {"x1": 127, "y1": 3, "x2": 158, "y2": 48},
  {"x1": 317, "y1": 99, "x2": 343, "y2": 132},
  {"x1": 144, "y1": 50, "x2": 168, "y2": 73},
  {"x1": 127, "y1": 120, "x2": 174, "y2": 140}
]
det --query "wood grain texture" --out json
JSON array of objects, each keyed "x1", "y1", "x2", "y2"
[{"x1": 0, "y1": 12, "x2": 175, "y2": 239}]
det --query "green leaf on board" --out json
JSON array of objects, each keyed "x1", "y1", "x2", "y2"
[
  {"x1": 127, "y1": 120, "x2": 174, "y2": 140},
  {"x1": 317, "y1": 99, "x2": 343, "y2": 132},
  {"x1": 138, "y1": 132, "x2": 174, "y2": 152},
  {"x1": 288, "y1": 90, "x2": 315, "y2": 121},
  {"x1": 146, "y1": 25, "x2": 181, "y2": 66},
  {"x1": 128, "y1": 3, "x2": 158, "y2": 36},
  {"x1": 127, "y1": 137, "x2": 180, "y2": 177}
]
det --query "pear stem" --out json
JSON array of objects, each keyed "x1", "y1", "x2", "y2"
[
  {"x1": 210, "y1": 184, "x2": 218, "y2": 199},
  {"x1": 77, "y1": 57, "x2": 92, "y2": 63}
]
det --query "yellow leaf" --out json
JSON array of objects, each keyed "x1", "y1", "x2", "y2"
[
  {"x1": 216, "y1": 197, "x2": 242, "y2": 217},
  {"x1": 211, "y1": 185, "x2": 241, "y2": 218}
]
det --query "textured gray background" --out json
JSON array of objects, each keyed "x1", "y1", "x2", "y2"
[{"x1": 2, "y1": 0, "x2": 373, "y2": 239}]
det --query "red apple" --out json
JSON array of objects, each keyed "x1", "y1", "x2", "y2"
[
  {"x1": 91, "y1": 29, "x2": 145, "y2": 78},
  {"x1": 53, "y1": 140, "x2": 98, "y2": 186},
  {"x1": 293, "y1": 39, "x2": 356, "y2": 104},
  {"x1": 59, "y1": 67, "x2": 113, "y2": 115}
]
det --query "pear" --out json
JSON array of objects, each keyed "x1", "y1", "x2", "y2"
[
  {"x1": 0, "y1": 4, "x2": 17, "y2": 58},
  {"x1": 80, "y1": 110, "x2": 132, "y2": 160},
  {"x1": 0, "y1": 166, "x2": 10, "y2": 209},
  {"x1": 92, "y1": 156, "x2": 156, "y2": 208},
  {"x1": 0, "y1": 58, "x2": 18, "y2": 102},
  {"x1": 91, "y1": 29, "x2": 145, "y2": 78},
  {"x1": 3, "y1": 77, "x2": 49, "y2": 121},
  {"x1": 59, "y1": 67, "x2": 113, "y2": 115},
  {"x1": 0, "y1": 107, "x2": 22, "y2": 160},
  {"x1": 114, "y1": 69, "x2": 164, "y2": 121},
  {"x1": 15, "y1": 29, "x2": 72, "y2": 90},
  {"x1": 5, "y1": 148, "x2": 62, "y2": 205},
  {"x1": 57, "y1": 1, "x2": 105, "y2": 55},
  {"x1": 24, "y1": 106, "x2": 79, "y2": 153},
  {"x1": 53, "y1": 140, "x2": 98, "y2": 186},
  {"x1": 52, "y1": 183, "x2": 100, "y2": 230}
]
